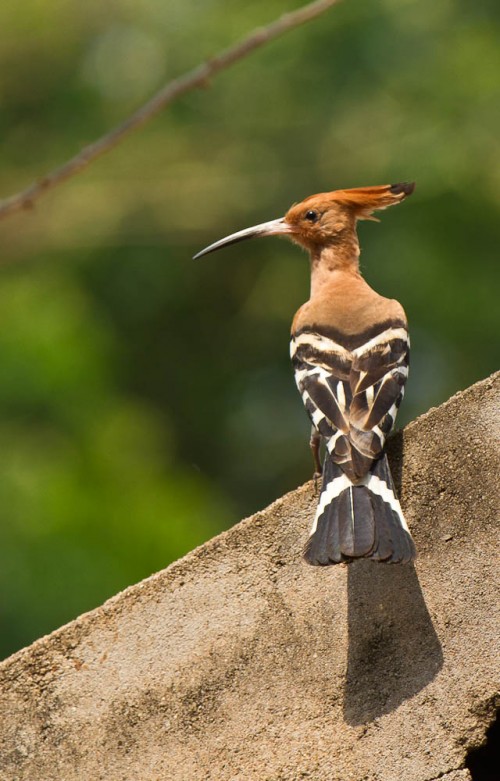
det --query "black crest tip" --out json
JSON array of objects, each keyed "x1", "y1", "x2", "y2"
[{"x1": 389, "y1": 182, "x2": 416, "y2": 196}]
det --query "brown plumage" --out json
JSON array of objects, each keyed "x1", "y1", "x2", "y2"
[{"x1": 195, "y1": 183, "x2": 417, "y2": 565}]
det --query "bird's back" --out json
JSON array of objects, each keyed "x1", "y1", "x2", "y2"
[{"x1": 291, "y1": 271, "x2": 407, "y2": 345}]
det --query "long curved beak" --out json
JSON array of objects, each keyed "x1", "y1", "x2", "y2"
[{"x1": 193, "y1": 218, "x2": 293, "y2": 259}]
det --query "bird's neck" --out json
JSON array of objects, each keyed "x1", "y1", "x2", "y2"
[{"x1": 309, "y1": 232, "x2": 361, "y2": 297}]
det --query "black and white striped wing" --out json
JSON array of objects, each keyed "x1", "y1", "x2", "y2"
[
  {"x1": 290, "y1": 330, "x2": 352, "y2": 460},
  {"x1": 348, "y1": 326, "x2": 409, "y2": 470},
  {"x1": 290, "y1": 325, "x2": 409, "y2": 479}
]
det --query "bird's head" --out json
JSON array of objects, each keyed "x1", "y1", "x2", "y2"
[{"x1": 193, "y1": 183, "x2": 415, "y2": 259}]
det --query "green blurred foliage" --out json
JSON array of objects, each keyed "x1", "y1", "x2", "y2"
[{"x1": 0, "y1": 0, "x2": 498, "y2": 658}]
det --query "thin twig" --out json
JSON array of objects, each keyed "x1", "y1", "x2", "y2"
[{"x1": 0, "y1": 0, "x2": 342, "y2": 222}]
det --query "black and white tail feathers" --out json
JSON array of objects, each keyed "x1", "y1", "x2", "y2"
[{"x1": 304, "y1": 454, "x2": 415, "y2": 565}]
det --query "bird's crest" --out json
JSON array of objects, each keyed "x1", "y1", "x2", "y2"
[{"x1": 300, "y1": 183, "x2": 415, "y2": 223}]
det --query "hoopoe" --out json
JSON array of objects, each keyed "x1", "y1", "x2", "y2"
[{"x1": 194, "y1": 183, "x2": 416, "y2": 565}]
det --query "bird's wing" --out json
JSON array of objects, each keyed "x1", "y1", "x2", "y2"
[
  {"x1": 290, "y1": 324, "x2": 409, "y2": 480},
  {"x1": 347, "y1": 324, "x2": 409, "y2": 478},
  {"x1": 290, "y1": 328, "x2": 353, "y2": 456}
]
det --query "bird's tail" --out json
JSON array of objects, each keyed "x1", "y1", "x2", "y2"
[{"x1": 304, "y1": 455, "x2": 416, "y2": 566}]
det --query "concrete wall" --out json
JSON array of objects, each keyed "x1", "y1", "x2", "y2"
[{"x1": 0, "y1": 373, "x2": 498, "y2": 781}]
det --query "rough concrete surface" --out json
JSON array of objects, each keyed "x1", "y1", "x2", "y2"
[{"x1": 0, "y1": 373, "x2": 499, "y2": 781}]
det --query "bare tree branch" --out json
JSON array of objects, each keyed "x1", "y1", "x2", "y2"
[{"x1": 0, "y1": 0, "x2": 342, "y2": 222}]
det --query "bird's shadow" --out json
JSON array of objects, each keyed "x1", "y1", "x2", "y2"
[{"x1": 343, "y1": 432, "x2": 443, "y2": 726}]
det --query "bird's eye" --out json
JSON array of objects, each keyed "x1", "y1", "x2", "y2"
[{"x1": 305, "y1": 210, "x2": 319, "y2": 222}]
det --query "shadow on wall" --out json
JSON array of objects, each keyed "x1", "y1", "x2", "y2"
[{"x1": 343, "y1": 559, "x2": 443, "y2": 725}]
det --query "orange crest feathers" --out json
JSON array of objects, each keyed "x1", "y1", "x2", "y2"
[{"x1": 331, "y1": 182, "x2": 415, "y2": 221}]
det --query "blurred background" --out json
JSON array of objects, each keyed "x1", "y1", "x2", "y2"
[{"x1": 0, "y1": 0, "x2": 498, "y2": 659}]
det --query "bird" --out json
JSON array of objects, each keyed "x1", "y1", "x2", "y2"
[{"x1": 194, "y1": 183, "x2": 416, "y2": 566}]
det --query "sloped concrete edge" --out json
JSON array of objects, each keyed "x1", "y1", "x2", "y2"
[{"x1": 0, "y1": 372, "x2": 498, "y2": 781}]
